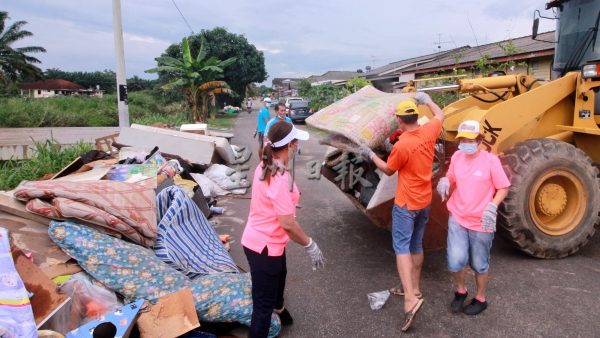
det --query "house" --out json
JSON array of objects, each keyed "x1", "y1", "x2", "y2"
[
  {"x1": 306, "y1": 71, "x2": 360, "y2": 86},
  {"x1": 271, "y1": 78, "x2": 302, "y2": 98},
  {"x1": 363, "y1": 31, "x2": 556, "y2": 92},
  {"x1": 19, "y1": 79, "x2": 103, "y2": 98}
]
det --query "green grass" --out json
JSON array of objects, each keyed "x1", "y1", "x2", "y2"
[
  {"x1": 0, "y1": 91, "x2": 238, "y2": 128},
  {"x1": 0, "y1": 140, "x2": 93, "y2": 190},
  {"x1": 208, "y1": 114, "x2": 236, "y2": 130}
]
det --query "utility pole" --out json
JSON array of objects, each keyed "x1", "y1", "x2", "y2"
[{"x1": 112, "y1": 0, "x2": 129, "y2": 127}]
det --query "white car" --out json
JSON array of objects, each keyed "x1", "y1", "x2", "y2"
[{"x1": 284, "y1": 97, "x2": 304, "y2": 108}]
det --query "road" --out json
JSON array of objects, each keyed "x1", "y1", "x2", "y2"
[{"x1": 213, "y1": 102, "x2": 600, "y2": 337}]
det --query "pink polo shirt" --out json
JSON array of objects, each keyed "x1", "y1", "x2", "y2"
[
  {"x1": 241, "y1": 162, "x2": 299, "y2": 256},
  {"x1": 446, "y1": 150, "x2": 510, "y2": 232}
]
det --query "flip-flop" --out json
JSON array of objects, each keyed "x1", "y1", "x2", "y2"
[
  {"x1": 401, "y1": 298, "x2": 425, "y2": 332},
  {"x1": 390, "y1": 284, "x2": 423, "y2": 299}
]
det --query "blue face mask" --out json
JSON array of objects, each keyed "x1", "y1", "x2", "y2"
[{"x1": 458, "y1": 142, "x2": 478, "y2": 155}]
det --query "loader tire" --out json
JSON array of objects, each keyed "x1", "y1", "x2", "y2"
[{"x1": 499, "y1": 138, "x2": 600, "y2": 258}]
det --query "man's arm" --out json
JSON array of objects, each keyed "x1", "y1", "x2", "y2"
[{"x1": 370, "y1": 153, "x2": 395, "y2": 176}]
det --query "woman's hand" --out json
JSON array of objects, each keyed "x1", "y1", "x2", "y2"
[{"x1": 305, "y1": 238, "x2": 325, "y2": 270}]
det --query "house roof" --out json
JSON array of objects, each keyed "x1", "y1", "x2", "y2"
[
  {"x1": 412, "y1": 31, "x2": 555, "y2": 73},
  {"x1": 307, "y1": 70, "x2": 360, "y2": 82},
  {"x1": 272, "y1": 78, "x2": 303, "y2": 86},
  {"x1": 19, "y1": 79, "x2": 85, "y2": 91},
  {"x1": 362, "y1": 31, "x2": 555, "y2": 79}
]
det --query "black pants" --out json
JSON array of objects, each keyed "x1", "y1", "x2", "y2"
[{"x1": 244, "y1": 246, "x2": 287, "y2": 338}]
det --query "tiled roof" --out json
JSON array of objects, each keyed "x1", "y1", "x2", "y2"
[{"x1": 19, "y1": 79, "x2": 85, "y2": 90}]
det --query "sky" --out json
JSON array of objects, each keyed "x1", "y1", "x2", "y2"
[{"x1": 3, "y1": 0, "x2": 556, "y2": 85}]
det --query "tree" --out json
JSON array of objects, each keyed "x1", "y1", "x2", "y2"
[
  {"x1": 44, "y1": 68, "x2": 117, "y2": 93},
  {"x1": 146, "y1": 37, "x2": 235, "y2": 122},
  {"x1": 345, "y1": 77, "x2": 371, "y2": 92},
  {"x1": 304, "y1": 83, "x2": 350, "y2": 111},
  {"x1": 297, "y1": 79, "x2": 312, "y2": 97},
  {"x1": 257, "y1": 84, "x2": 272, "y2": 97},
  {"x1": 0, "y1": 11, "x2": 46, "y2": 87},
  {"x1": 161, "y1": 27, "x2": 267, "y2": 105}
]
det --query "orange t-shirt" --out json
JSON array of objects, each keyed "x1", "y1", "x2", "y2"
[{"x1": 386, "y1": 118, "x2": 442, "y2": 210}]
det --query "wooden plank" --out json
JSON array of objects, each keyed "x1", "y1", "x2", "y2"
[{"x1": 0, "y1": 192, "x2": 53, "y2": 225}]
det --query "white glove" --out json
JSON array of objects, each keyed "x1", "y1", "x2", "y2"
[
  {"x1": 411, "y1": 92, "x2": 432, "y2": 105},
  {"x1": 481, "y1": 202, "x2": 498, "y2": 232},
  {"x1": 357, "y1": 143, "x2": 375, "y2": 161},
  {"x1": 436, "y1": 177, "x2": 450, "y2": 202},
  {"x1": 305, "y1": 237, "x2": 325, "y2": 270}
]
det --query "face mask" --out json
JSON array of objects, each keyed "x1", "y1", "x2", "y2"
[
  {"x1": 266, "y1": 103, "x2": 271, "y2": 107},
  {"x1": 458, "y1": 142, "x2": 478, "y2": 155}
]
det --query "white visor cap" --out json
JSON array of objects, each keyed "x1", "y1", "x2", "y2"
[{"x1": 272, "y1": 125, "x2": 310, "y2": 147}]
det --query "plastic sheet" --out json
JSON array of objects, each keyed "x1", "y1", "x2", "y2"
[
  {"x1": 45, "y1": 272, "x2": 121, "y2": 333},
  {"x1": 367, "y1": 290, "x2": 390, "y2": 310}
]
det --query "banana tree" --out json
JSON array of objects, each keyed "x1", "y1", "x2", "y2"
[
  {"x1": 198, "y1": 80, "x2": 233, "y2": 120},
  {"x1": 146, "y1": 37, "x2": 235, "y2": 122}
]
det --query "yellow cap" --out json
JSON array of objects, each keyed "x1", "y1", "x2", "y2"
[
  {"x1": 456, "y1": 119, "x2": 481, "y2": 139},
  {"x1": 395, "y1": 100, "x2": 419, "y2": 116}
]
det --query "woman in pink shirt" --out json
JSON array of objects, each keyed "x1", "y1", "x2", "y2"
[
  {"x1": 242, "y1": 120, "x2": 325, "y2": 338},
  {"x1": 436, "y1": 120, "x2": 510, "y2": 316}
]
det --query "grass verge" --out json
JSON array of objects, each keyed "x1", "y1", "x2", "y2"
[{"x1": 0, "y1": 140, "x2": 93, "y2": 190}]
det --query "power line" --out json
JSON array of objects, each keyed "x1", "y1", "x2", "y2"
[{"x1": 170, "y1": 0, "x2": 195, "y2": 35}]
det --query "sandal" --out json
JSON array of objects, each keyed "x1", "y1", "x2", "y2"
[
  {"x1": 401, "y1": 298, "x2": 425, "y2": 332},
  {"x1": 389, "y1": 284, "x2": 423, "y2": 299}
]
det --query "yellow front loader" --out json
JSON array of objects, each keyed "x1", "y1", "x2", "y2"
[{"x1": 425, "y1": 71, "x2": 600, "y2": 258}]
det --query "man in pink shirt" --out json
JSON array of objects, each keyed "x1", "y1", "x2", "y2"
[{"x1": 436, "y1": 119, "x2": 510, "y2": 315}]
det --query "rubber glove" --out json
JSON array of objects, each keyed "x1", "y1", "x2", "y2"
[
  {"x1": 357, "y1": 143, "x2": 375, "y2": 161},
  {"x1": 304, "y1": 237, "x2": 325, "y2": 270},
  {"x1": 412, "y1": 92, "x2": 432, "y2": 105},
  {"x1": 481, "y1": 202, "x2": 498, "y2": 232},
  {"x1": 436, "y1": 177, "x2": 450, "y2": 202}
]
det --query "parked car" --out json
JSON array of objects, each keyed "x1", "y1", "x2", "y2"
[
  {"x1": 284, "y1": 97, "x2": 304, "y2": 108},
  {"x1": 286, "y1": 100, "x2": 312, "y2": 123},
  {"x1": 270, "y1": 98, "x2": 280, "y2": 105}
]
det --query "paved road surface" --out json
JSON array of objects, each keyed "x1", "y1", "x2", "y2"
[{"x1": 214, "y1": 103, "x2": 600, "y2": 337}]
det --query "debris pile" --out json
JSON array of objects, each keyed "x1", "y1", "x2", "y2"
[{"x1": 0, "y1": 124, "x2": 281, "y2": 338}]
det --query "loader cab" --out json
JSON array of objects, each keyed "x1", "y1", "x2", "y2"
[{"x1": 534, "y1": 0, "x2": 600, "y2": 118}]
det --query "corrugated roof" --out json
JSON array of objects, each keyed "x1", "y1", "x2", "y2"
[
  {"x1": 308, "y1": 70, "x2": 360, "y2": 82},
  {"x1": 19, "y1": 79, "x2": 85, "y2": 91},
  {"x1": 412, "y1": 31, "x2": 555, "y2": 72},
  {"x1": 363, "y1": 48, "x2": 468, "y2": 79}
]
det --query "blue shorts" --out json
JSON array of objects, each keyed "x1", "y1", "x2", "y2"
[
  {"x1": 391, "y1": 204, "x2": 431, "y2": 255},
  {"x1": 447, "y1": 216, "x2": 494, "y2": 274}
]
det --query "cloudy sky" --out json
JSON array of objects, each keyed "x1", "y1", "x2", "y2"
[{"x1": 4, "y1": 0, "x2": 555, "y2": 84}]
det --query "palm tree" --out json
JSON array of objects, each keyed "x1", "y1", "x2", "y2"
[
  {"x1": 146, "y1": 37, "x2": 235, "y2": 122},
  {"x1": 0, "y1": 11, "x2": 46, "y2": 84}
]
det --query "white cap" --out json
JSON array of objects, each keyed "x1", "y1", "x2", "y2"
[
  {"x1": 456, "y1": 120, "x2": 481, "y2": 139},
  {"x1": 263, "y1": 97, "x2": 271, "y2": 102},
  {"x1": 272, "y1": 125, "x2": 310, "y2": 147}
]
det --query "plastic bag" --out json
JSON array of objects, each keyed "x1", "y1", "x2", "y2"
[
  {"x1": 367, "y1": 290, "x2": 390, "y2": 310},
  {"x1": 44, "y1": 272, "x2": 121, "y2": 333}
]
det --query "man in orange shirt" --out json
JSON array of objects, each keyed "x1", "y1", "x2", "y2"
[{"x1": 360, "y1": 93, "x2": 444, "y2": 331}]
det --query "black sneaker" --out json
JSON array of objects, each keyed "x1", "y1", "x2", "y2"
[
  {"x1": 463, "y1": 298, "x2": 488, "y2": 315},
  {"x1": 277, "y1": 308, "x2": 294, "y2": 326},
  {"x1": 450, "y1": 291, "x2": 468, "y2": 313}
]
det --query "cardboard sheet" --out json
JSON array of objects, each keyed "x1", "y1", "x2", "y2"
[{"x1": 137, "y1": 288, "x2": 200, "y2": 338}]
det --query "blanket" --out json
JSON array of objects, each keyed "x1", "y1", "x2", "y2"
[
  {"x1": 14, "y1": 180, "x2": 157, "y2": 247},
  {"x1": 155, "y1": 186, "x2": 238, "y2": 277}
]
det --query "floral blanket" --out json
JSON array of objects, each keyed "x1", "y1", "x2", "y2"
[{"x1": 48, "y1": 221, "x2": 280, "y2": 337}]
